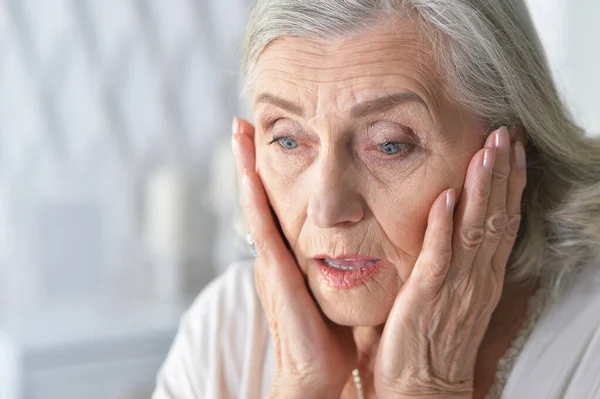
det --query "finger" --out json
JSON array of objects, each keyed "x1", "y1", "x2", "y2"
[
  {"x1": 233, "y1": 133, "x2": 255, "y2": 192},
  {"x1": 450, "y1": 147, "x2": 496, "y2": 276},
  {"x1": 491, "y1": 140, "x2": 527, "y2": 277},
  {"x1": 232, "y1": 117, "x2": 256, "y2": 174},
  {"x1": 241, "y1": 169, "x2": 304, "y2": 284},
  {"x1": 237, "y1": 117, "x2": 255, "y2": 137},
  {"x1": 242, "y1": 166, "x2": 323, "y2": 346},
  {"x1": 476, "y1": 126, "x2": 512, "y2": 272},
  {"x1": 233, "y1": 119, "x2": 337, "y2": 375},
  {"x1": 407, "y1": 187, "x2": 457, "y2": 298},
  {"x1": 232, "y1": 118, "x2": 259, "y2": 214},
  {"x1": 232, "y1": 117, "x2": 304, "y2": 289}
]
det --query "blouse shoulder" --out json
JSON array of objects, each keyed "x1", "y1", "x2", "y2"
[
  {"x1": 503, "y1": 258, "x2": 600, "y2": 398},
  {"x1": 152, "y1": 260, "x2": 265, "y2": 399},
  {"x1": 185, "y1": 260, "x2": 258, "y2": 321}
]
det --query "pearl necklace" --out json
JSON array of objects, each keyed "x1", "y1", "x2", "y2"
[{"x1": 352, "y1": 368, "x2": 364, "y2": 399}]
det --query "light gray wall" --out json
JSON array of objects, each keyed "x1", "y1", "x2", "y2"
[{"x1": 526, "y1": 0, "x2": 600, "y2": 135}]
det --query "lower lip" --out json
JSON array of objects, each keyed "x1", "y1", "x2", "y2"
[{"x1": 315, "y1": 258, "x2": 384, "y2": 289}]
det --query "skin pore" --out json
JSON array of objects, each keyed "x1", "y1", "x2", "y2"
[{"x1": 251, "y1": 18, "x2": 534, "y2": 398}]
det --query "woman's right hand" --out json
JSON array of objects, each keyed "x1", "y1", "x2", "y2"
[{"x1": 232, "y1": 118, "x2": 357, "y2": 398}]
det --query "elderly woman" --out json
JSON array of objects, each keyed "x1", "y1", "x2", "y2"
[{"x1": 152, "y1": 0, "x2": 600, "y2": 398}]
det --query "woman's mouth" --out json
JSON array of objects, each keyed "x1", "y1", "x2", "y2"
[
  {"x1": 314, "y1": 255, "x2": 384, "y2": 289},
  {"x1": 323, "y1": 257, "x2": 380, "y2": 270}
]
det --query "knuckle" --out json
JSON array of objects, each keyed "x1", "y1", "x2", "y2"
[
  {"x1": 505, "y1": 214, "x2": 522, "y2": 238},
  {"x1": 486, "y1": 212, "x2": 508, "y2": 238},
  {"x1": 252, "y1": 224, "x2": 278, "y2": 250},
  {"x1": 473, "y1": 182, "x2": 491, "y2": 200},
  {"x1": 428, "y1": 258, "x2": 450, "y2": 278},
  {"x1": 493, "y1": 167, "x2": 510, "y2": 183},
  {"x1": 459, "y1": 225, "x2": 485, "y2": 252},
  {"x1": 417, "y1": 257, "x2": 449, "y2": 280}
]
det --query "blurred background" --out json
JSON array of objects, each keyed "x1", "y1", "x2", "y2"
[{"x1": 0, "y1": 0, "x2": 598, "y2": 398}]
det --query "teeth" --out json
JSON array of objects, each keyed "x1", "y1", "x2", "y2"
[{"x1": 323, "y1": 258, "x2": 379, "y2": 271}]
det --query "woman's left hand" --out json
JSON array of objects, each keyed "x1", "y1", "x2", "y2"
[{"x1": 374, "y1": 127, "x2": 527, "y2": 398}]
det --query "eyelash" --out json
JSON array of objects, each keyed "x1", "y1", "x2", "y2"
[{"x1": 267, "y1": 136, "x2": 283, "y2": 145}]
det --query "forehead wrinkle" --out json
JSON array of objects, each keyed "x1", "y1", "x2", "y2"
[
  {"x1": 272, "y1": 19, "x2": 420, "y2": 56},
  {"x1": 256, "y1": 70, "x2": 437, "y2": 111},
  {"x1": 254, "y1": 21, "x2": 446, "y2": 126},
  {"x1": 260, "y1": 24, "x2": 430, "y2": 73},
  {"x1": 262, "y1": 45, "x2": 428, "y2": 80},
  {"x1": 256, "y1": 30, "x2": 439, "y2": 87}
]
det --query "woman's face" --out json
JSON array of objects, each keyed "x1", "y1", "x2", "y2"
[{"x1": 253, "y1": 19, "x2": 487, "y2": 327}]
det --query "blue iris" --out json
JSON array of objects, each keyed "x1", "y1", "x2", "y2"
[
  {"x1": 378, "y1": 142, "x2": 403, "y2": 155},
  {"x1": 278, "y1": 137, "x2": 299, "y2": 149}
]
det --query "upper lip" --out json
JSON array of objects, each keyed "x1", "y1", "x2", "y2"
[{"x1": 313, "y1": 254, "x2": 381, "y2": 261}]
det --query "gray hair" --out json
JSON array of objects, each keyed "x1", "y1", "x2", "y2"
[{"x1": 241, "y1": 0, "x2": 600, "y2": 293}]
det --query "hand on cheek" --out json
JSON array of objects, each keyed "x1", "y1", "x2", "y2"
[
  {"x1": 232, "y1": 118, "x2": 357, "y2": 399},
  {"x1": 374, "y1": 127, "x2": 527, "y2": 398}
]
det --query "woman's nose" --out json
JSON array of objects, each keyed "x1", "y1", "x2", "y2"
[{"x1": 306, "y1": 156, "x2": 365, "y2": 229}]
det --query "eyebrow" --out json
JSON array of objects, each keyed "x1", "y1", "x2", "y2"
[
  {"x1": 255, "y1": 93, "x2": 304, "y2": 116},
  {"x1": 255, "y1": 91, "x2": 427, "y2": 118}
]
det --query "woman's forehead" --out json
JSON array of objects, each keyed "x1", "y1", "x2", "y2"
[{"x1": 253, "y1": 21, "x2": 442, "y2": 117}]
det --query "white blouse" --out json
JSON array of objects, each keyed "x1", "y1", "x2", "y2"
[{"x1": 152, "y1": 258, "x2": 600, "y2": 399}]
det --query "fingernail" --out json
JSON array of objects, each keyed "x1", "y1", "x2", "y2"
[
  {"x1": 446, "y1": 188, "x2": 456, "y2": 212},
  {"x1": 514, "y1": 141, "x2": 526, "y2": 168},
  {"x1": 483, "y1": 148, "x2": 496, "y2": 169},
  {"x1": 232, "y1": 117, "x2": 239, "y2": 136},
  {"x1": 495, "y1": 126, "x2": 508, "y2": 149}
]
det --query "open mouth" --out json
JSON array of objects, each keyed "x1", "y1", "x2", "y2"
[
  {"x1": 314, "y1": 255, "x2": 384, "y2": 289},
  {"x1": 322, "y1": 257, "x2": 381, "y2": 270}
]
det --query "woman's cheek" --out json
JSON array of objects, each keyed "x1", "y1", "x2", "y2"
[
  {"x1": 257, "y1": 155, "x2": 308, "y2": 255},
  {"x1": 367, "y1": 162, "x2": 442, "y2": 261},
  {"x1": 258, "y1": 151, "x2": 306, "y2": 210},
  {"x1": 380, "y1": 191, "x2": 429, "y2": 260}
]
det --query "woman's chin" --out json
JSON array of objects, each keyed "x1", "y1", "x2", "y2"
[
  {"x1": 307, "y1": 264, "x2": 402, "y2": 326},
  {"x1": 318, "y1": 298, "x2": 393, "y2": 326}
]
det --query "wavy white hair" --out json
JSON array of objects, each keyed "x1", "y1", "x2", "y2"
[{"x1": 241, "y1": 0, "x2": 600, "y2": 294}]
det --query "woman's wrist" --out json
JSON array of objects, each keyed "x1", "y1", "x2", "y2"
[
  {"x1": 378, "y1": 390, "x2": 472, "y2": 399},
  {"x1": 267, "y1": 390, "x2": 333, "y2": 399},
  {"x1": 378, "y1": 386, "x2": 473, "y2": 399},
  {"x1": 267, "y1": 387, "x2": 342, "y2": 399},
  {"x1": 391, "y1": 396, "x2": 471, "y2": 399},
  {"x1": 268, "y1": 378, "x2": 345, "y2": 399}
]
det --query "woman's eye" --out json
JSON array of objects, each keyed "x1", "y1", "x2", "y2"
[
  {"x1": 377, "y1": 142, "x2": 407, "y2": 155},
  {"x1": 275, "y1": 136, "x2": 299, "y2": 149}
]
